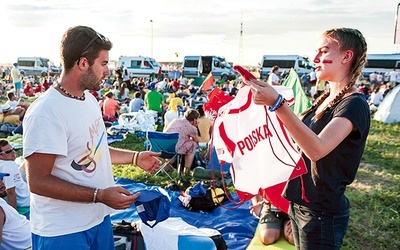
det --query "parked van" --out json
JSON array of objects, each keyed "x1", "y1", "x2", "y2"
[
  {"x1": 260, "y1": 55, "x2": 314, "y2": 80},
  {"x1": 17, "y1": 57, "x2": 61, "y2": 77},
  {"x1": 118, "y1": 56, "x2": 163, "y2": 78},
  {"x1": 182, "y1": 56, "x2": 237, "y2": 81},
  {"x1": 362, "y1": 53, "x2": 400, "y2": 80}
]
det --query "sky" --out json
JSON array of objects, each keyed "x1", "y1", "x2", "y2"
[{"x1": 1, "y1": 0, "x2": 400, "y2": 67}]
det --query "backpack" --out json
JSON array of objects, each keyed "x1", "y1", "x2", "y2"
[
  {"x1": 210, "y1": 234, "x2": 228, "y2": 250},
  {"x1": 182, "y1": 180, "x2": 229, "y2": 212},
  {"x1": 112, "y1": 220, "x2": 145, "y2": 250}
]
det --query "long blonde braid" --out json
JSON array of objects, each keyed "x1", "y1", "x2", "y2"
[{"x1": 301, "y1": 28, "x2": 367, "y2": 121}]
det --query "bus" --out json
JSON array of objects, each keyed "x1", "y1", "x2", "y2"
[
  {"x1": 182, "y1": 55, "x2": 237, "y2": 80},
  {"x1": 118, "y1": 56, "x2": 164, "y2": 78},
  {"x1": 362, "y1": 54, "x2": 400, "y2": 79},
  {"x1": 17, "y1": 57, "x2": 61, "y2": 77},
  {"x1": 260, "y1": 55, "x2": 314, "y2": 80}
]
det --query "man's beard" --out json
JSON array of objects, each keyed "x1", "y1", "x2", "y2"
[
  {"x1": 78, "y1": 67, "x2": 102, "y2": 91},
  {"x1": 0, "y1": 191, "x2": 7, "y2": 198}
]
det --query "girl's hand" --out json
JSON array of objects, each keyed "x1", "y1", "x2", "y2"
[{"x1": 247, "y1": 80, "x2": 280, "y2": 107}]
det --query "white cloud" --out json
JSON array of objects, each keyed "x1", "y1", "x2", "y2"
[{"x1": 1, "y1": 0, "x2": 399, "y2": 66}]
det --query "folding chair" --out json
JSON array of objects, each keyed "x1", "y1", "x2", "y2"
[{"x1": 146, "y1": 131, "x2": 181, "y2": 180}]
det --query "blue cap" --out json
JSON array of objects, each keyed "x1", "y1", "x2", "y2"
[
  {"x1": 134, "y1": 189, "x2": 170, "y2": 228},
  {"x1": 0, "y1": 173, "x2": 10, "y2": 179},
  {"x1": 187, "y1": 182, "x2": 207, "y2": 198},
  {"x1": 148, "y1": 82, "x2": 157, "y2": 91},
  {"x1": 13, "y1": 63, "x2": 18, "y2": 67}
]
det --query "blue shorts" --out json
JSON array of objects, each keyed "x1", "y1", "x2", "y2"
[
  {"x1": 32, "y1": 215, "x2": 114, "y2": 250},
  {"x1": 14, "y1": 81, "x2": 22, "y2": 90}
]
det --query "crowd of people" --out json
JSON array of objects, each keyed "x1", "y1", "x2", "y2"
[{"x1": 270, "y1": 63, "x2": 397, "y2": 117}]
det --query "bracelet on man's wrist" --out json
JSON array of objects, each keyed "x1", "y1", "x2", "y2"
[
  {"x1": 132, "y1": 152, "x2": 139, "y2": 166},
  {"x1": 268, "y1": 94, "x2": 286, "y2": 112},
  {"x1": 93, "y1": 188, "x2": 99, "y2": 203}
]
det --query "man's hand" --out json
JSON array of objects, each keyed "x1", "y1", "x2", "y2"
[
  {"x1": 96, "y1": 186, "x2": 140, "y2": 209},
  {"x1": 136, "y1": 151, "x2": 162, "y2": 173}
]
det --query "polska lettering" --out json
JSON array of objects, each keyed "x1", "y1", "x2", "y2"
[{"x1": 237, "y1": 124, "x2": 272, "y2": 155}]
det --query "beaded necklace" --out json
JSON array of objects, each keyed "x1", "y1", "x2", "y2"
[{"x1": 57, "y1": 84, "x2": 85, "y2": 101}]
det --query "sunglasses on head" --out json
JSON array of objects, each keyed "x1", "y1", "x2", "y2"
[
  {"x1": 0, "y1": 148, "x2": 14, "y2": 155},
  {"x1": 77, "y1": 31, "x2": 108, "y2": 65}
]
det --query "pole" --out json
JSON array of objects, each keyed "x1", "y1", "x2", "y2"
[{"x1": 150, "y1": 20, "x2": 154, "y2": 57}]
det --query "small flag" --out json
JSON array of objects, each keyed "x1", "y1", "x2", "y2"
[
  {"x1": 201, "y1": 72, "x2": 214, "y2": 92},
  {"x1": 282, "y1": 68, "x2": 311, "y2": 116}
]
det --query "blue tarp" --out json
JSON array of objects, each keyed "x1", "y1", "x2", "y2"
[{"x1": 111, "y1": 178, "x2": 258, "y2": 250}]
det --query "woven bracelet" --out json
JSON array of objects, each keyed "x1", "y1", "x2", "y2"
[{"x1": 268, "y1": 94, "x2": 285, "y2": 112}]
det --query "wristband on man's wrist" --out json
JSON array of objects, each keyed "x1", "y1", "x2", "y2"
[
  {"x1": 93, "y1": 188, "x2": 99, "y2": 203},
  {"x1": 132, "y1": 152, "x2": 139, "y2": 166}
]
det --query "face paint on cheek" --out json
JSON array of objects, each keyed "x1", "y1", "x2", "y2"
[{"x1": 322, "y1": 59, "x2": 333, "y2": 64}]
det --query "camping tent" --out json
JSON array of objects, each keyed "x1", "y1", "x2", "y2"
[{"x1": 374, "y1": 85, "x2": 400, "y2": 123}]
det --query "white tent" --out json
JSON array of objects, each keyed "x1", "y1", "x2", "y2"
[{"x1": 374, "y1": 85, "x2": 400, "y2": 123}]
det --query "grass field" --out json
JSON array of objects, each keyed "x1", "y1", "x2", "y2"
[
  {"x1": 111, "y1": 120, "x2": 400, "y2": 250},
  {"x1": 7, "y1": 86, "x2": 398, "y2": 249}
]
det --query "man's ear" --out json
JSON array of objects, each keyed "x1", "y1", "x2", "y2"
[{"x1": 78, "y1": 58, "x2": 89, "y2": 69}]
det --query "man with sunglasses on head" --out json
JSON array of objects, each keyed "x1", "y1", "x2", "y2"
[
  {"x1": 0, "y1": 139, "x2": 30, "y2": 219},
  {"x1": 22, "y1": 26, "x2": 162, "y2": 250},
  {"x1": 0, "y1": 172, "x2": 31, "y2": 249}
]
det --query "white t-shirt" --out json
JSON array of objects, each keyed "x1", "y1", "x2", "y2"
[
  {"x1": 123, "y1": 69, "x2": 130, "y2": 82},
  {"x1": 377, "y1": 74, "x2": 383, "y2": 82},
  {"x1": 23, "y1": 87, "x2": 115, "y2": 236},
  {"x1": 11, "y1": 68, "x2": 20, "y2": 83},
  {"x1": 121, "y1": 88, "x2": 130, "y2": 100},
  {"x1": 5, "y1": 100, "x2": 19, "y2": 111},
  {"x1": 139, "y1": 217, "x2": 215, "y2": 250},
  {"x1": 267, "y1": 73, "x2": 280, "y2": 85},
  {"x1": 163, "y1": 111, "x2": 179, "y2": 130},
  {"x1": 156, "y1": 80, "x2": 167, "y2": 90},
  {"x1": 389, "y1": 70, "x2": 398, "y2": 82},
  {"x1": 0, "y1": 160, "x2": 30, "y2": 207},
  {"x1": 370, "y1": 91, "x2": 383, "y2": 106},
  {"x1": 0, "y1": 198, "x2": 31, "y2": 249}
]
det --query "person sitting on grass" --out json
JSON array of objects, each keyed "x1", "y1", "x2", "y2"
[
  {"x1": 101, "y1": 91, "x2": 120, "y2": 122},
  {"x1": 249, "y1": 195, "x2": 294, "y2": 246},
  {"x1": 5, "y1": 92, "x2": 29, "y2": 119},
  {"x1": 0, "y1": 172, "x2": 31, "y2": 249},
  {"x1": 163, "y1": 96, "x2": 183, "y2": 131},
  {"x1": 0, "y1": 139, "x2": 31, "y2": 219},
  {"x1": 164, "y1": 109, "x2": 200, "y2": 175},
  {"x1": 0, "y1": 103, "x2": 23, "y2": 126},
  {"x1": 129, "y1": 91, "x2": 144, "y2": 112}
]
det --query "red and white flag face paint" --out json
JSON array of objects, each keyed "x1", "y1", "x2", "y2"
[
  {"x1": 322, "y1": 59, "x2": 333, "y2": 64},
  {"x1": 211, "y1": 85, "x2": 307, "y2": 213}
]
